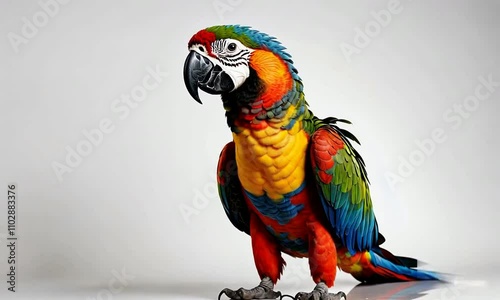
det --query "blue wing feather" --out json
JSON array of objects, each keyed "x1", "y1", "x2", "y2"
[{"x1": 311, "y1": 126, "x2": 379, "y2": 253}]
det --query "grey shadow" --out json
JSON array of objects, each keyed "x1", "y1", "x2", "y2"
[{"x1": 346, "y1": 280, "x2": 450, "y2": 300}]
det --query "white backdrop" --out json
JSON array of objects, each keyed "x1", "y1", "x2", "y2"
[{"x1": 1, "y1": 0, "x2": 499, "y2": 299}]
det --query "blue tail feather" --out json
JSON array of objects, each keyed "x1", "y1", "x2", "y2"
[{"x1": 369, "y1": 249, "x2": 440, "y2": 281}]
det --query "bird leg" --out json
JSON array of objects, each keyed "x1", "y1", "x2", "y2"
[
  {"x1": 218, "y1": 276, "x2": 281, "y2": 300},
  {"x1": 294, "y1": 282, "x2": 346, "y2": 300}
]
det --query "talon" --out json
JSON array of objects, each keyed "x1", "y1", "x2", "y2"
[
  {"x1": 238, "y1": 287, "x2": 256, "y2": 299},
  {"x1": 218, "y1": 277, "x2": 281, "y2": 299},
  {"x1": 219, "y1": 287, "x2": 242, "y2": 300},
  {"x1": 294, "y1": 292, "x2": 307, "y2": 300},
  {"x1": 294, "y1": 282, "x2": 346, "y2": 300}
]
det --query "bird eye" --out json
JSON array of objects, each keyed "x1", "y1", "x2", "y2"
[
  {"x1": 198, "y1": 46, "x2": 205, "y2": 52},
  {"x1": 227, "y1": 42, "x2": 237, "y2": 52}
]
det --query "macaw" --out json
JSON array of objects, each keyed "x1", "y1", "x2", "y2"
[{"x1": 183, "y1": 25, "x2": 439, "y2": 300}]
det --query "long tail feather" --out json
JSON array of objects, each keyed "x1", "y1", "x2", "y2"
[
  {"x1": 338, "y1": 247, "x2": 441, "y2": 284},
  {"x1": 366, "y1": 249, "x2": 439, "y2": 283}
]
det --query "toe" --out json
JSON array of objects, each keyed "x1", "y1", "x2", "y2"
[
  {"x1": 326, "y1": 291, "x2": 346, "y2": 300},
  {"x1": 238, "y1": 288, "x2": 256, "y2": 300},
  {"x1": 219, "y1": 288, "x2": 242, "y2": 300},
  {"x1": 294, "y1": 292, "x2": 309, "y2": 300}
]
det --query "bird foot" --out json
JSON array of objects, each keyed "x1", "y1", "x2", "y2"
[
  {"x1": 218, "y1": 277, "x2": 281, "y2": 300},
  {"x1": 293, "y1": 282, "x2": 346, "y2": 300}
]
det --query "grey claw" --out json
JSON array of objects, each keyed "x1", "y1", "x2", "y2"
[
  {"x1": 238, "y1": 287, "x2": 258, "y2": 299},
  {"x1": 324, "y1": 291, "x2": 347, "y2": 300},
  {"x1": 335, "y1": 291, "x2": 347, "y2": 300},
  {"x1": 218, "y1": 277, "x2": 281, "y2": 299},
  {"x1": 293, "y1": 285, "x2": 346, "y2": 300},
  {"x1": 294, "y1": 292, "x2": 308, "y2": 300},
  {"x1": 219, "y1": 288, "x2": 241, "y2": 300}
]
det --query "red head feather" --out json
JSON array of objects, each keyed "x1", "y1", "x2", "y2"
[{"x1": 188, "y1": 29, "x2": 217, "y2": 57}]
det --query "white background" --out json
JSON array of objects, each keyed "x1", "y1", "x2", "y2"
[{"x1": 1, "y1": 0, "x2": 499, "y2": 299}]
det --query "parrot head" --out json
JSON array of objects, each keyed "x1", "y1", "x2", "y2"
[{"x1": 183, "y1": 25, "x2": 301, "y2": 106}]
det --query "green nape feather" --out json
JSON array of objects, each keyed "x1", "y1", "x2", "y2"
[{"x1": 206, "y1": 25, "x2": 293, "y2": 62}]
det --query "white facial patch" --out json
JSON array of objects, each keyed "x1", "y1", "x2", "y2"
[{"x1": 189, "y1": 39, "x2": 253, "y2": 91}]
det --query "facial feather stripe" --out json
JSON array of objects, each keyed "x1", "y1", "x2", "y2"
[{"x1": 211, "y1": 39, "x2": 251, "y2": 68}]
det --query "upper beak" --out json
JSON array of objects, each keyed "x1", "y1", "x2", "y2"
[{"x1": 183, "y1": 51, "x2": 235, "y2": 104}]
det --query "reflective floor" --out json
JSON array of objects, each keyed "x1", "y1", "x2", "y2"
[
  {"x1": 3, "y1": 275, "x2": 496, "y2": 300},
  {"x1": 341, "y1": 279, "x2": 488, "y2": 299}
]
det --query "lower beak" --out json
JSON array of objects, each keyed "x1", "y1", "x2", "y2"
[{"x1": 183, "y1": 51, "x2": 235, "y2": 104}]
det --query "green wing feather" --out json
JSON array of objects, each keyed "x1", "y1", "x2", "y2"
[{"x1": 309, "y1": 117, "x2": 379, "y2": 253}]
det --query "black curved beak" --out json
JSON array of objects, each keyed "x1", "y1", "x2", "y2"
[{"x1": 183, "y1": 51, "x2": 235, "y2": 104}]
